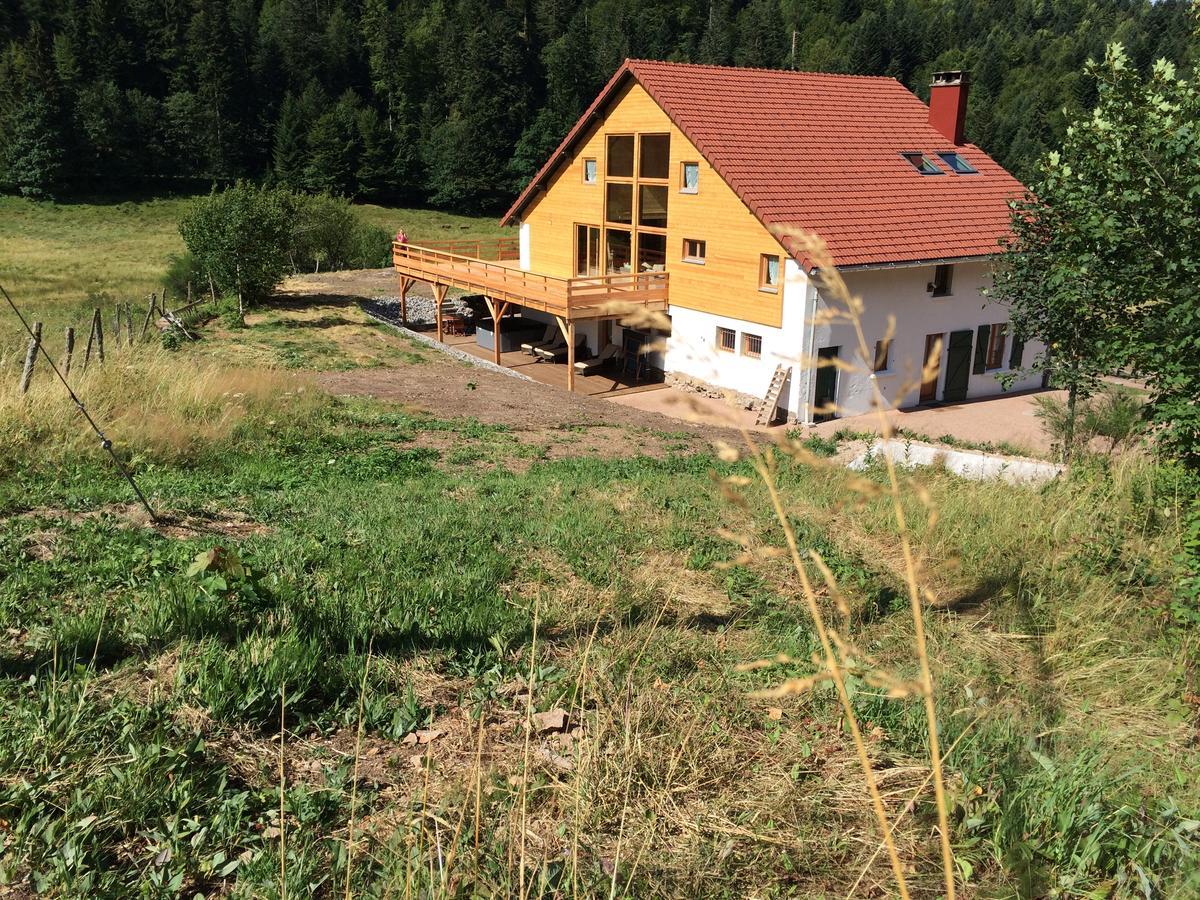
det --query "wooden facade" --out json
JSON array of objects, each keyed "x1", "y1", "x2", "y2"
[{"x1": 519, "y1": 81, "x2": 790, "y2": 328}]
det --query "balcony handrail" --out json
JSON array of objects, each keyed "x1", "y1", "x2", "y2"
[
  {"x1": 408, "y1": 236, "x2": 520, "y2": 261},
  {"x1": 393, "y1": 242, "x2": 668, "y2": 317}
]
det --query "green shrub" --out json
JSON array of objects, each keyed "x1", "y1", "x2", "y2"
[
  {"x1": 178, "y1": 181, "x2": 292, "y2": 310},
  {"x1": 288, "y1": 193, "x2": 391, "y2": 273},
  {"x1": 1035, "y1": 385, "x2": 1147, "y2": 460},
  {"x1": 162, "y1": 250, "x2": 207, "y2": 301}
]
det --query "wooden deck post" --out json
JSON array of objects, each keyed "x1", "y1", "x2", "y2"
[
  {"x1": 566, "y1": 320, "x2": 576, "y2": 393},
  {"x1": 433, "y1": 284, "x2": 448, "y2": 343},
  {"x1": 399, "y1": 276, "x2": 413, "y2": 325}
]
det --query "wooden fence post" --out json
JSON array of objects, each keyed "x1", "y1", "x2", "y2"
[
  {"x1": 63, "y1": 326, "x2": 75, "y2": 377},
  {"x1": 140, "y1": 293, "x2": 157, "y2": 339},
  {"x1": 94, "y1": 308, "x2": 105, "y2": 364},
  {"x1": 20, "y1": 321, "x2": 41, "y2": 393},
  {"x1": 83, "y1": 311, "x2": 96, "y2": 370},
  {"x1": 113, "y1": 306, "x2": 123, "y2": 349},
  {"x1": 124, "y1": 303, "x2": 134, "y2": 345}
]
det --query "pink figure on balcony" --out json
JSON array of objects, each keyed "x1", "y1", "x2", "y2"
[{"x1": 395, "y1": 228, "x2": 409, "y2": 245}]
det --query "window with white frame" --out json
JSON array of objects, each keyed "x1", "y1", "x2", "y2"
[
  {"x1": 681, "y1": 161, "x2": 699, "y2": 193},
  {"x1": 759, "y1": 254, "x2": 780, "y2": 291}
]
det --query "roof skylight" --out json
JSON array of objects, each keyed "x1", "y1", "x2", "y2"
[
  {"x1": 901, "y1": 152, "x2": 943, "y2": 175},
  {"x1": 938, "y1": 152, "x2": 978, "y2": 174}
]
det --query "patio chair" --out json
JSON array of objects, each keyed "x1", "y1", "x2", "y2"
[
  {"x1": 535, "y1": 334, "x2": 586, "y2": 363},
  {"x1": 573, "y1": 342, "x2": 619, "y2": 375},
  {"x1": 520, "y1": 322, "x2": 558, "y2": 355}
]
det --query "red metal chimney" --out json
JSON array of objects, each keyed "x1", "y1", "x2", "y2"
[{"x1": 929, "y1": 71, "x2": 970, "y2": 145}]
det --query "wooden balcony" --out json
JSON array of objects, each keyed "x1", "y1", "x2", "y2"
[{"x1": 392, "y1": 241, "x2": 669, "y2": 322}]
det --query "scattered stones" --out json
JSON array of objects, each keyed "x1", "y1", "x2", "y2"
[{"x1": 666, "y1": 372, "x2": 761, "y2": 411}]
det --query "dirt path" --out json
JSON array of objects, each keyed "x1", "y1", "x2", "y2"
[{"x1": 317, "y1": 359, "x2": 737, "y2": 450}]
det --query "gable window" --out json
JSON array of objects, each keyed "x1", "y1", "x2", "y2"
[
  {"x1": 607, "y1": 135, "x2": 634, "y2": 178},
  {"x1": 901, "y1": 152, "x2": 943, "y2": 175},
  {"x1": 759, "y1": 254, "x2": 780, "y2": 292},
  {"x1": 683, "y1": 238, "x2": 706, "y2": 263},
  {"x1": 985, "y1": 322, "x2": 1007, "y2": 369},
  {"x1": 742, "y1": 333, "x2": 762, "y2": 358},
  {"x1": 638, "y1": 184, "x2": 669, "y2": 228},
  {"x1": 582, "y1": 158, "x2": 598, "y2": 184},
  {"x1": 930, "y1": 264, "x2": 954, "y2": 297},
  {"x1": 938, "y1": 151, "x2": 977, "y2": 174},
  {"x1": 574, "y1": 224, "x2": 600, "y2": 277},
  {"x1": 605, "y1": 183, "x2": 633, "y2": 224},
  {"x1": 637, "y1": 232, "x2": 667, "y2": 272},
  {"x1": 716, "y1": 326, "x2": 736, "y2": 352},
  {"x1": 638, "y1": 134, "x2": 670, "y2": 180},
  {"x1": 681, "y1": 161, "x2": 700, "y2": 193},
  {"x1": 605, "y1": 229, "x2": 632, "y2": 274},
  {"x1": 873, "y1": 338, "x2": 892, "y2": 373}
]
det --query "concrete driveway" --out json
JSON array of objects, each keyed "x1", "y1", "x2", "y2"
[{"x1": 608, "y1": 386, "x2": 1060, "y2": 456}]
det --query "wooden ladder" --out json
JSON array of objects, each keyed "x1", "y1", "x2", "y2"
[{"x1": 755, "y1": 364, "x2": 791, "y2": 426}]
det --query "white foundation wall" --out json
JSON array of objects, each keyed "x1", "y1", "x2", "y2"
[
  {"x1": 665, "y1": 260, "x2": 810, "y2": 419},
  {"x1": 661, "y1": 258, "x2": 1046, "y2": 422},
  {"x1": 811, "y1": 262, "x2": 1046, "y2": 417}
]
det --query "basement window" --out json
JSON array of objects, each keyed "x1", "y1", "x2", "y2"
[
  {"x1": 742, "y1": 333, "x2": 762, "y2": 358},
  {"x1": 872, "y1": 338, "x2": 892, "y2": 373},
  {"x1": 901, "y1": 152, "x2": 943, "y2": 175},
  {"x1": 716, "y1": 326, "x2": 736, "y2": 352},
  {"x1": 938, "y1": 151, "x2": 977, "y2": 174}
]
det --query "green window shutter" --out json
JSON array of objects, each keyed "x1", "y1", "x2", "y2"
[
  {"x1": 972, "y1": 324, "x2": 990, "y2": 375},
  {"x1": 1008, "y1": 333, "x2": 1025, "y2": 370}
]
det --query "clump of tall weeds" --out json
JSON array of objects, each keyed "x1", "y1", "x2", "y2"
[
  {"x1": 712, "y1": 231, "x2": 958, "y2": 898},
  {"x1": 0, "y1": 343, "x2": 324, "y2": 463}
]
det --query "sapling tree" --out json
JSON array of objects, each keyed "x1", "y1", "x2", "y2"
[
  {"x1": 993, "y1": 43, "x2": 1200, "y2": 465},
  {"x1": 178, "y1": 182, "x2": 292, "y2": 322}
]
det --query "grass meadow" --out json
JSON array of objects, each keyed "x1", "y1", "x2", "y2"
[
  {"x1": 0, "y1": 199, "x2": 1198, "y2": 897},
  {"x1": 0, "y1": 195, "x2": 506, "y2": 353},
  {"x1": 1, "y1": 342, "x2": 1198, "y2": 896}
]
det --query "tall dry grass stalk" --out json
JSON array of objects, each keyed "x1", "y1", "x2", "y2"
[
  {"x1": 704, "y1": 229, "x2": 959, "y2": 897},
  {"x1": 0, "y1": 344, "x2": 322, "y2": 461}
]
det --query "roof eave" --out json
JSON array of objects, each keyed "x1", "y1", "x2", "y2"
[{"x1": 829, "y1": 252, "x2": 1001, "y2": 273}]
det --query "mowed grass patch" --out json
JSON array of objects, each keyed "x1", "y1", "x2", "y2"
[{"x1": 1, "y1": 385, "x2": 1197, "y2": 896}]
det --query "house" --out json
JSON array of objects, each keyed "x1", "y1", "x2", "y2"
[{"x1": 393, "y1": 60, "x2": 1044, "y2": 422}]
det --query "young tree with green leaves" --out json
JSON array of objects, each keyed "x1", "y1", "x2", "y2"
[
  {"x1": 178, "y1": 182, "x2": 292, "y2": 321},
  {"x1": 993, "y1": 43, "x2": 1200, "y2": 465}
]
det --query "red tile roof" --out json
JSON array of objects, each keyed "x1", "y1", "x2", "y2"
[{"x1": 501, "y1": 60, "x2": 1027, "y2": 270}]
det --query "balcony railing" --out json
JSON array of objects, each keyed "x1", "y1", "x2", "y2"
[
  {"x1": 410, "y1": 237, "x2": 520, "y2": 261},
  {"x1": 392, "y1": 242, "x2": 667, "y2": 320}
]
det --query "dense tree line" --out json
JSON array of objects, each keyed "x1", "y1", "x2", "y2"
[{"x1": 0, "y1": 0, "x2": 1194, "y2": 211}]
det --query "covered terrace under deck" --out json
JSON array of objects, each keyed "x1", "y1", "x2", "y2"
[{"x1": 392, "y1": 238, "x2": 669, "y2": 392}]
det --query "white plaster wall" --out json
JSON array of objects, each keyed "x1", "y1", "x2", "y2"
[
  {"x1": 661, "y1": 259, "x2": 1045, "y2": 423},
  {"x1": 803, "y1": 261, "x2": 1046, "y2": 419},
  {"x1": 664, "y1": 260, "x2": 811, "y2": 419},
  {"x1": 518, "y1": 222, "x2": 531, "y2": 271}
]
